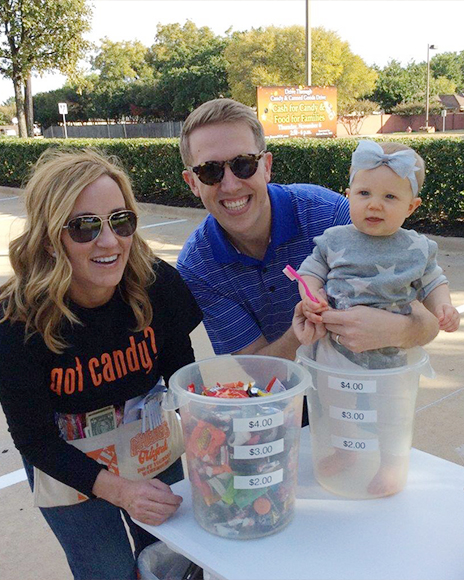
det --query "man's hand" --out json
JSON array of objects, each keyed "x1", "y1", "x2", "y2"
[
  {"x1": 321, "y1": 302, "x2": 439, "y2": 353},
  {"x1": 293, "y1": 301, "x2": 327, "y2": 346}
]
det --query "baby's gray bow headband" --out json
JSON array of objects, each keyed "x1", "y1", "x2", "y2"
[{"x1": 350, "y1": 140, "x2": 420, "y2": 196}]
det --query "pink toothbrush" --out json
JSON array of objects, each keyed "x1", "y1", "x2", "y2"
[{"x1": 282, "y1": 264, "x2": 319, "y2": 303}]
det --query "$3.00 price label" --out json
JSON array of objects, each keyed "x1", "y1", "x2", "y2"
[
  {"x1": 328, "y1": 376, "x2": 377, "y2": 393},
  {"x1": 234, "y1": 469, "x2": 283, "y2": 489},
  {"x1": 233, "y1": 438, "x2": 284, "y2": 460},
  {"x1": 233, "y1": 411, "x2": 284, "y2": 432},
  {"x1": 331, "y1": 435, "x2": 379, "y2": 452},
  {"x1": 329, "y1": 406, "x2": 377, "y2": 423}
]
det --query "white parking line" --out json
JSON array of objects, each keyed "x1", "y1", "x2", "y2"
[
  {"x1": 416, "y1": 387, "x2": 464, "y2": 413},
  {"x1": 0, "y1": 196, "x2": 19, "y2": 202},
  {"x1": 0, "y1": 468, "x2": 27, "y2": 490},
  {"x1": 139, "y1": 219, "x2": 187, "y2": 229}
]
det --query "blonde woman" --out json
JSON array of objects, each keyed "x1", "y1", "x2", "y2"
[{"x1": 0, "y1": 149, "x2": 202, "y2": 579}]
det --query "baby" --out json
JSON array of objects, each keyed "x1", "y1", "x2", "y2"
[{"x1": 295, "y1": 140, "x2": 459, "y2": 496}]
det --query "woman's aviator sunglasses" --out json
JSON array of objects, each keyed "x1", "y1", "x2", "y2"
[
  {"x1": 63, "y1": 210, "x2": 137, "y2": 243},
  {"x1": 189, "y1": 151, "x2": 266, "y2": 185}
]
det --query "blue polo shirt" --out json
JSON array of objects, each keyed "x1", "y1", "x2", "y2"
[{"x1": 177, "y1": 183, "x2": 350, "y2": 354}]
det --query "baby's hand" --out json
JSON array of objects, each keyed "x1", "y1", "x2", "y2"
[
  {"x1": 301, "y1": 291, "x2": 329, "y2": 320},
  {"x1": 436, "y1": 303, "x2": 460, "y2": 332},
  {"x1": 292, "y1": 301, "x2": 327, "y2": 346}
]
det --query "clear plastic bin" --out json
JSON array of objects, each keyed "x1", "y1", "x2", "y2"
[
  {"x1": 297, "y1": 343, "x2": 434, "y2": 499},
  {"x1": 137, "y1": 542, "x2": 193, "y2": 580},
  {"x1": 164, "y1": 355, "x2": 310, "y2": 539}
]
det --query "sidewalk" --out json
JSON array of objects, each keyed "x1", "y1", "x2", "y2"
[{"x1": 0, "y1": 189, "x2": 463, "y2": 580}]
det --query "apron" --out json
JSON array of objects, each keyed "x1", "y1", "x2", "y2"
[{"x1": 33, "y1": 388, "x2": 184, "y2": 508}]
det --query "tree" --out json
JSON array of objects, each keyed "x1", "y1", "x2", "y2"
[
  {"x1": 33, "y1": 84, "x2": 94, "y2": 128},
  {"x1": 147, "y1": 21, "x2": 230, "y2": 119},
  {"x1": 224, "y1": 26, "x2": 377, "y2": 110},
  {"x1": 92, "y1": 38, "x2": 153, "y2": 85},
  {"x1": 372, "y1": 59, "x2": 457, "y2": 112},
  {"x1": 431, "y1": 51, "x2": 464, "y2": 92},
  {"x1": 0, "y1": 95, "x2": 15, "y2": 124},
  {"x1": 0, "y1": 0, "x2": 92, "y2": 136},
  {"x1": 338, "y1": 99, "x2": 380, "y2": 135},
  {"x1": 391, "y1": 100, "x2": 444, "y2": 116}
]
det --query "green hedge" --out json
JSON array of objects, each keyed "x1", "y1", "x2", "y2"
[{"x1": 0, "y1": 136, "x2": 463, "y2": 221}]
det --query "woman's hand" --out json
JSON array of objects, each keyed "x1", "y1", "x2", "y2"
[
  {"x1": 292, "y1": 300, "x2": 327, "y2": 346},
  {"x1": 92, "y1": 470, "x2": 183, "y2": 526},
  {"x1": 120, "y1": 478, "x2": 183, "y2": 526}
]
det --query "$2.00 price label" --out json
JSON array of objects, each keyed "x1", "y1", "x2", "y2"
[
  {"x1": 234, "y1": 469, "x2": 283, "y2": 489},
  {"x1": 233, "y1": 411, "x2": 284, "y2": 432},
  {"x1": 328, "y1": 376, "x2": 377, "y2": 393},
  {"x1": 233, "y1": 438, "x2": 284, "y2": 460},
  {"x1": 331, "y1": 435, "x2": 379, "y2": 452}
]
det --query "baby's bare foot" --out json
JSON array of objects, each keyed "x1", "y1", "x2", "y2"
[
  {"x1": 317, "y1": 449, "x2": 356, "y2": 477},
  {"x1": 367, "y1": 460, "x2": 407, "y2": 497}
]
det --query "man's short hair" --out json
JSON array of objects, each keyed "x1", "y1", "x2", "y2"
[{"x1": 180, "y1": 98, "x2": 266, "y2": 166}]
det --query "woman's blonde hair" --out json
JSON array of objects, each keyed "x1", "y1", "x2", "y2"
[{"x1": 0, "y1": 148, "x2": 156, "y2": 353}]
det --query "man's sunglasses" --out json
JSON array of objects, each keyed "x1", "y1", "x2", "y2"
[
  {"x1": 189, "y1": 151, "x2": 266, "y2": 185},
  {"x1": 63, "y1": 210, "x2": 137, "y2": 243}
]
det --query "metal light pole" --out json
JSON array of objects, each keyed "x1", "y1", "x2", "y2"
[
  {"x1": 425, "y1": 43, "x2": 437, "y2": 129},
  {"x1": 305, "y1": 0, "x2": 311, "y2": 86}
]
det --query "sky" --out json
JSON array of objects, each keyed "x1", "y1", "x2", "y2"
[{"x1": 1, "y1": 0, "x2": 464, "y2": 102}]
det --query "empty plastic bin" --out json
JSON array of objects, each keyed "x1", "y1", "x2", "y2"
[
  {"x1": 137, "y1": 542, "x2": 193, "y2": 580},
  {"x1": 297, "y1": 344, "x2": 434, "y2": 499}
]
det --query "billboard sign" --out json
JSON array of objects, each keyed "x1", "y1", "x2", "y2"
[{"x1": 257, "y1": 86, "x2": 337, "y2": 139}]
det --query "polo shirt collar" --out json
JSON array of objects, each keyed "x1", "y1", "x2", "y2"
[{"x1": 207, "y1": 183, "x2": 299, "y2": 266}]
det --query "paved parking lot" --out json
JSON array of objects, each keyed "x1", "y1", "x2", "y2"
[{"x1": 0, "y1": 186, "x2": 463, "y2": 580}]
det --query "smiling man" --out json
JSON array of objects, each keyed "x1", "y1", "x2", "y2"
[{"x1": 177, "y1": 98, "x2": 439, "y2": 360}]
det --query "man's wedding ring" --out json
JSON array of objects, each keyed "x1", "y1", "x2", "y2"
[{"x1": 334, "y1": 334, "x2": 342, "y2": 345}]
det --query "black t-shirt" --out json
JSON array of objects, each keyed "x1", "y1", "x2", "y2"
[{"x1": 0, "y1": 260, "x2": 202, "y2": 496}]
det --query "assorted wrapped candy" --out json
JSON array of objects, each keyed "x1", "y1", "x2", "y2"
[{"x1": 181, "y1": 378, "x2": 302, "y2": 539}]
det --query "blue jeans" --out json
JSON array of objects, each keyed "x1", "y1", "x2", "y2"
[{"x1": 23, "y1": 457, "x2": 184, "y2": 580}]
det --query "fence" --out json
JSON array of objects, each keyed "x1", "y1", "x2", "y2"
[
  {"x1": 43, "y1": 121, "x2": 183, "y2": 139},
  {"x1": 42, "y1": 113, "x2": 464, "y2": 139}
]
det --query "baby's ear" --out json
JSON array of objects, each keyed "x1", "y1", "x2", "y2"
[
  {"x1": 345, "y1": 188, "x2": 350, "y2": 198},
  {"x1": 407, "y1": 196, "x2": 422, "y2": 216}
]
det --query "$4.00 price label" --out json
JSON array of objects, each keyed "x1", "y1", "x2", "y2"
[
  {"x1": 331, "y1": 435, "x2": 379, "y2": 452},
  {"x1": 329, "y1": 406, "x2": 377, "y2": 423},
  {"x1": 328, "y1": 376, "x2": 377, "y2": 393},
  {"x1": 233, "y1": 438, "x2": 284, "y2": 460},
  {"x1": 233, "y1": 411, "x2": 284, "y2": 432},
  {"x1": 234, "y1": 469, "x2": 283, "y2": 489}
]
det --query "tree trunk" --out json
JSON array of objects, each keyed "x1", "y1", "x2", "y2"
[
  {"x1": 12, "y1": 77, "x2": 27, "y2": 138},
  {"x1": 25, "y1": 76, "x2": 34, "y2": 137}
]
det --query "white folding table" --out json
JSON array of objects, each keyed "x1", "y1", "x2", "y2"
[{"x1": 134, "y1": 427, "x2": 464, "y2": 580}]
